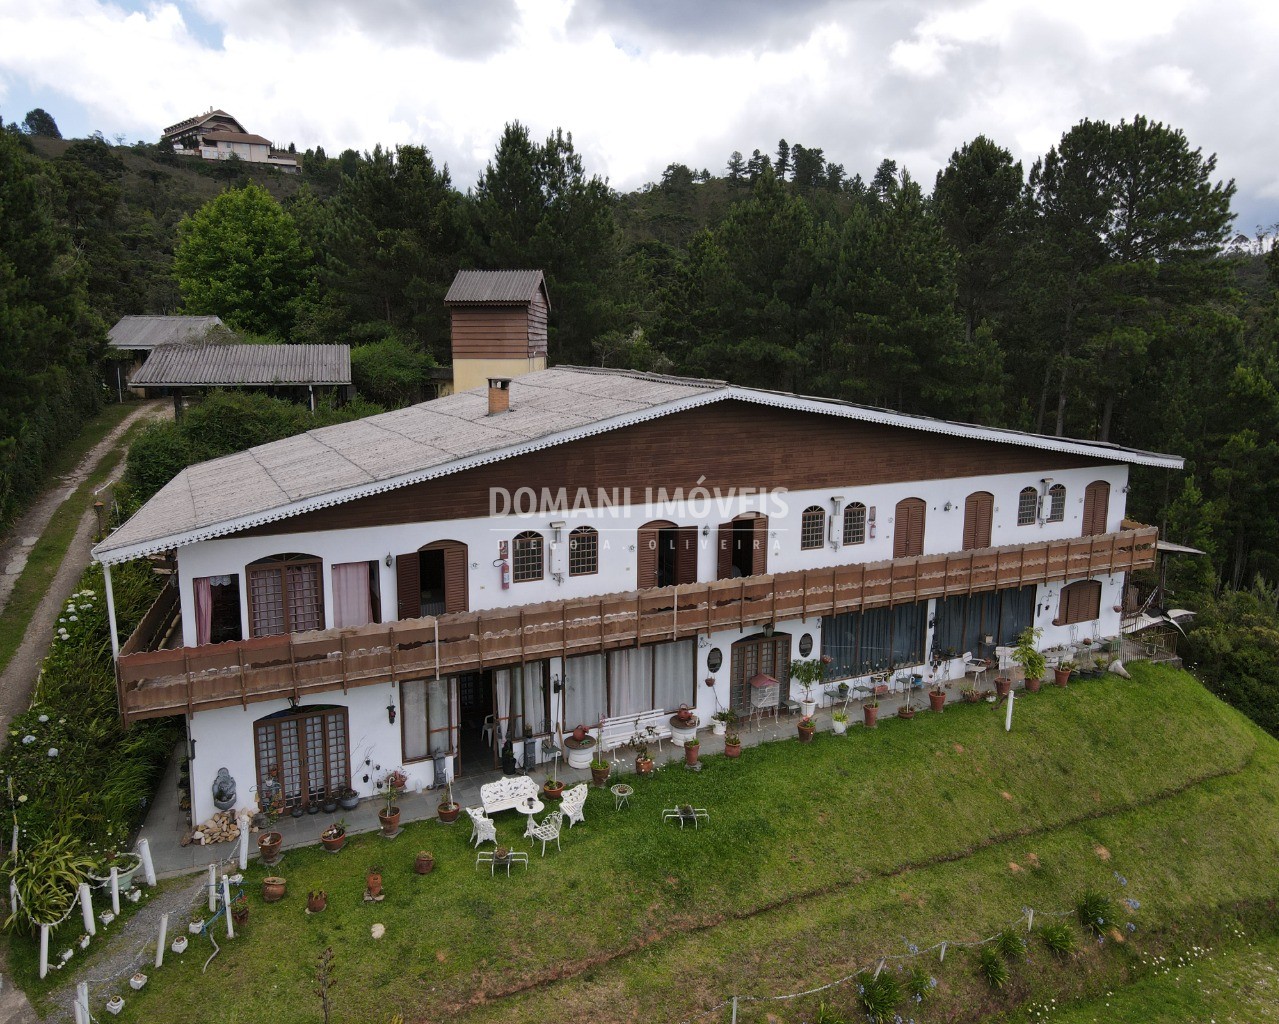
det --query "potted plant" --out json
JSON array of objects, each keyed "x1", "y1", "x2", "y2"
[
  {"x1": 632, "y1": 738, "x2": 655, "y2": 776},
  {"x1": 897, "y1": 703, "x2": 916, "y2": 720},
  {"x1": 415, "y1": 851, "x2": 435, "y2": 874},
  {"x1": 366, "y1": 866, "x2": 383, "y2": 899},
  {"x1": 684, "y1": 736, "x2": 700, "y2": 766},
  {"x1": 830, "y1": 710, "x2": 848, "y2": 735},
  {"x1": 543, "y1": 747, "x2": 565, "y2": 799},
  {"x1": 928, "y1": 682, "x2": 947, "y2": 713},
  {"x1": 797, "y1": 715, "x2": 816, "y2": 742},
  {"x1": 386, "y1": 768, "x2": 408, "y2": 790},
  {"x1": 320, "y1": 821, "x2": 346, "y2": 853},
  {"x1": 590, "y1": 755, "x2": 611, "y2": 787},
  {"x1": 897, "y1": 671, "x2": 918, "y2": 716},
  {"x1": 1012, "y1": 626, "x2": 1046, "y2": 692},
  {"x1": 724, "y1": 731, "x2": 742, "y2": 758},
  {"x1": 864, "y1": 697, "x2": 880, "y2": 729},
  {"x1": 262, "y1": 876, "x2": 286, "y2": 902},
  {"x1": 791, "y1": 656, "x2": 831, "y2": 717},
  {"x1": 960, "y1": 682, "x2": 981, "y2": 703},
  {"x1": 91, "y1": 850, "x2": 143, "y2": 890},
  {"x1": 710, "y1": 709, "x2": 736, "y2": 736},
  {"x1": 230, "y1": 893, "x2": 248, "y2": 928},
  {"x1": 1054, "y1": 659, "x2": 1076, "y2": 688},
  {"x1": 837, "y1": 680, "x2": 850, "y2": 700},
  {"x1": 436, "y1": 778, "x2": 460, "y2": 824},
  {"x1": 307, "y1": 889, "x2": 327, "y2": 913},
  {"x1": 257, "y1": 831, "x2": 283, "y2": 863},
  {"x1": 337, "y1": 787, "x2": 360, "y2": 811},
  {"x1": 379, "y1": 773, "x2": 402, "y2": 835},
  {"x1": 493, "y1": 845, "x2": 511, "y2": 867}
]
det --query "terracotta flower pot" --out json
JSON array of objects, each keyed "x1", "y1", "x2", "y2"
[
  {"x1": 380, "y1": 807, "x2": 402, "y2": 834},
  {"x1": 590, "y1": 763, "x2": 611, "y2": 787},
  {"x1": 435, "y1": 802, "x2": 459, "y2": 824},
  {"x1": 320, "y1": 829, "x2": 345, "y2": 853},
  {"x1": 1054, "y1": 668, "x2": 1071, "y2": 687},
  {"x1": 928, "y1": 690, "x2": 946, "y2": 713},
  {"x1": 724, "y1": 741, "x2": 741, "y2": 759},
  {"x1": 1026, "y1": 676, "x2": 1043, "y2": 692},
  {"x1": 231, "y1": 906, "x2": 248, "y2": 928},
  {"x1": 307, "y1": 890, "x2": 327, "y2": 913},
  {"x1": 261, "y1": 876, "x2": 286, "y2": 903},
  {"x1": 636, "y1": 757, "x2": 655, "y2": 775},
  {"x1": 415, "y1": 851, "x2": 435, "y2": 874},
  {"x1": 684, "y1": 743, "x2": 700, "y2": 766},
  {"x1": 962, "y1": 690, "x2": 981, "y2": 703},
  {"x1": 366, "y1": 872, "x2": 382, "y2": 898},
  {"x1": 542, "y1": 781, "x2": 564, "y2": 801},
  {"x1": 797, "y1": 722, "x2": 815, "y2": 743},
  {"x1": 864, "y1": 705, "x2": 879, "y2": 729},
  {"x1": 257, "y1": 831, "x2": 283, "y2": 861},
  {"x1": 995, "y1": 677, "x2": 1012, "y2": 698},
  {"x1": 897, "y1": 707, "x2": 916, "y2": 720}
]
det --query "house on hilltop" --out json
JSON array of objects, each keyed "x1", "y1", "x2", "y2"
[
  {"x1": 161, "y1": 108, "x2": 299, "y2": 173},
  {"x1": 94, "y1": 277, "x2": 1182, "y2": 828}
]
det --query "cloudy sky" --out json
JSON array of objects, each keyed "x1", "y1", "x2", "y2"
[{"x1": 1, "y1": 0, "x2": 1276, "y2": 231}]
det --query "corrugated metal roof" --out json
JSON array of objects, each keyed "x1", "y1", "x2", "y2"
[
  {"x1": 94, "y1": 366, "x2": 1183, "y2": 563},
  {"x1": 128, "y1": 344, "x2": 351, "y2": 387},
  {"x1": 444, "y1": 270, "x2": 549, "y2": 307},
  {"x1": 108, "y1": 316, "x2": 225, "y2": 351}
]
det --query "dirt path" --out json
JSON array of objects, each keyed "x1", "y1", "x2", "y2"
[{"x1": 0, "y1": 401, "x2": 168, "y2": 737}]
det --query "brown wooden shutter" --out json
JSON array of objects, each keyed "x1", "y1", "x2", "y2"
[
  {"x1": 676, "y1": 526, "x2": 698, "y2": 585},
  {"x1": 752, "y1": 514, "x2": 769, "y2": 575},
  {"x1": 894, "y1": 498, "x2": 926, "y2": 558},
  {"x1": 963, "y1": 492, "x2": 994, "y2": 550},
  {"x1": 396, "y1": 552, "x2": 420, "y2": 620},
  {"x1": 717, "y1": 523, "x2": 734, "y2": 580},
  {"x1": 442, "y1": 543, "x2": 469, "y2": 614},
  {"x1": 1082, "y1": 481, "x2": 1110, "y2": 537},
  {"x1": 637, "y1": 523, "x2": 660, "y2": 589}
]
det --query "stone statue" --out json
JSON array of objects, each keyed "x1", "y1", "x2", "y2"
[{"x1": 212, "y1": 767, "x2": 237, "y2": 811}]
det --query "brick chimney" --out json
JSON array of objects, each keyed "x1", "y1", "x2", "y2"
[{"x1": 488, "y1": 378, "x2": 511, "y2": 415}]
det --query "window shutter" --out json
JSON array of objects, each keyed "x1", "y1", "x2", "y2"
[
  {"x1": 396, "y1": 552, "x2": 420, "y2": 620},
  {"x1": 1082, "y1": 481, "x2": 1110, "y2": 537},
  {"x1": 894, "y1": 498, "x2": 926, "y2": 558},
  {"x1": 442, "y1": 544, "x2": 468, "y2": 614},
  {"x1": 637, "y1": 524, "x2": 659, "y2": 589},
  {"x1": 963, "y1": 492, "x2": 993, "y2": 550},
  {"x1": 752, "y1": 514, "x2": 769, "y2": 575},
  {"x1": 676, "y1": 526, "x2": 698, "y2": 585},
  {"x1": 717, "y1": 523, "x2": 734, "y2": 580}
]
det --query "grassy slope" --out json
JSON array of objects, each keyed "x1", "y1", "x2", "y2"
[{"x1": 95, "y1": 666, "x2": 1279, "y2": 1023}]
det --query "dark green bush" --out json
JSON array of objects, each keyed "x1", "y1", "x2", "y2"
[
  {"x1": 977, "y1": 946, "x2": 1009, "y2": 988},
  {"x1": 855, "y1": 969, "x2": 901, "y2": 1024}
]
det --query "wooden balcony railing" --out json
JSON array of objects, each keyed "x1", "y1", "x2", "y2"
[{"x1": 115, "y1": 527, "x2": 1158, "y2": 723}]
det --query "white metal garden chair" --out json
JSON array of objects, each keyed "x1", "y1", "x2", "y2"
[
  {"x1": 560, "y1": 783, "x2": 588, "y2": 828},
  {"x1": 466, "y1": 806, "x2": 496, "y2": 848},
  {"x1": 527, "y1": 809, "x2": 563, "y2": 856}
]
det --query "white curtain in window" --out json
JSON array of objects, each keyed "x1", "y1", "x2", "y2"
[
  {"x1": 494, "y1": 671, "x2": 510, "y2": 746},
  {"x1": 654, "y1": 639, "x2": 695, "y2": 712},
  {"x1": 564, "y1": 653, "x2": 606, "y2": 728},
  {"x1": 331, "y1": 562, "x2": 373, "y2": 628},
  {"x1": 194, "y1": 576, "x2": 213, "y2": 646},
  {"x1": 428, "y1": 678, "x2": 451, "y2": 755},
  {"x1": 522, "y1": 662, "x2": 546, "y2": 734},
  {"x1": 402, "y1": 680, "x2": 427, "y2": 761},
  {"x1": 608, "y1": 647, "x2": 652, "y2": 716}
]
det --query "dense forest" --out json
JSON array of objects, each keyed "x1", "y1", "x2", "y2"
[{"x1": 2, "y1": 106, "x2": 1278, "y2": 731}]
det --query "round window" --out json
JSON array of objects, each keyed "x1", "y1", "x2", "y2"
[
  {"x1": 706, "y1": 647, "x2": 723, "y2": 673},
  {"x1": 799, "y1": 633, "x2": 814, "y2": 657}
]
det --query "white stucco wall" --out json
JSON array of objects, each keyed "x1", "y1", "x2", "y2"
[{"x1": 174, "y1": 463, "x2": 1130, "y2": 646}]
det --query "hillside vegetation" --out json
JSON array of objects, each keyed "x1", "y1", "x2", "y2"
[{"x1": 71, "y1": 664, "x2": 1279, "y2": 1023}]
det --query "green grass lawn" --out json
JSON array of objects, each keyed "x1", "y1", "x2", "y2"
[{"x1": 54, "y1": 665, "x2": 1279, "y2": 1023}]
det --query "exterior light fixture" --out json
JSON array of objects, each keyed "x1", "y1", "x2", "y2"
[
  {"x1": 385, "y1": 553, "x2": 393, "y2": 567},
  {"x1": 943, "y1": 501, "x2": 954, "y2": 512},
  {"x1": 387, "y1": 699, "x2": 397, "y2": 724}
]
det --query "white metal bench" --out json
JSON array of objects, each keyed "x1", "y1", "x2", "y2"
[
  {"x1": 598, "y1": 709, "x2": 672, "y2": 755},
  {"x1": 480, "y1": 776, "x2": 540, "y2": 816}
]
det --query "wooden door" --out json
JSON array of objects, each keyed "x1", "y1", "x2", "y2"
[
  {"x1": 637, "y1": 520, "x2": 676, "y2": 589},
  {"x1": 893, "y1": 498, "x2": 927, "y2": 558},
  {"x1": 422, "y1": 540, "x2": 469, "y2": 614},
  {"x1": 395, "y1": 551, "x2": 419, "y2": 620},
  {"x1": 962, "y1": 491, "x2": 994, "y2": 550},
  {"x1": 675, "y1": 525, "x2": 698, "y2": 585},
  {"x1": 1082, "y1": 481, "x2": 1110, "y2": 536}
]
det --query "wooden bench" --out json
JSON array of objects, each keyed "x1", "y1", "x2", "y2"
[
  {"x1": 598, "y1": 709, "x2": 672, "y2": 755},
  {"x1": 480, "y1": 776, "x2": 540, "y2": 816}
]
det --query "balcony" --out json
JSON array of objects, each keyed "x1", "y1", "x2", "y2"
[{"x1": 115, "y1": 527, "x2": 1158, "y2": 723}]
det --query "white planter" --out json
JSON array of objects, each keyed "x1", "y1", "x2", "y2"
[
  {"x1": 800, "y1": 700, "x2": 817, "y2": 717},
  {"x1": 712, "y1": 720, "x2": 726, "y2": 736},
  {"x1": 130, "y1": 973, "x2": 147, "y2": 991},
  {"x1": 106, "y1": 996, "x2": 125, "y2": 1015},
  {"x1": 669, "y1": 719, "x2": 698, "y2": 746},
  {"x1": 188, "y1": 921, "x2": 204, "y2": 934},
  {"x1": 171, "y1": 935, "x2": 189, "y2": 954},
  {"x1": 831, "y1": 720, "x2": 848, "y2": 735},
  {"x1": 565, "y1": 744, "x2": 594, "y2": 770}
]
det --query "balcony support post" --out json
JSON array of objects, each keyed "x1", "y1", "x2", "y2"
[{"x1": 103, "y1": 562, "x2": 120, "y2": 660}]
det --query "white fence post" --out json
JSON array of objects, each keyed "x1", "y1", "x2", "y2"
[
  {"x1": 155, "y1": 913, "x2": 168, "y2": 969},
  {"x1": 38, "y1": 925, "x2": 48, "y2": 979},
  {"x1": 222, "y1": 877, "x2": 234, "y2": 940},
  {"x1": 79, "y1": 883, "x2": 95, "y2": 937},
  {"x1": 207, "y1": 864, "x2": 217, "y2": 913},
  {"x1": 238, "y1": 814, "x2": 249, "y2": 872},
  {"x1": 1005, "y1": 688, "x2": 1015, "y2": 731},
  {"x1": 138, "y1": 837, "x2": 157, "y2": 887},
  {"x1": 109, "y1": 867, "x2": 120, "y2": 916}
]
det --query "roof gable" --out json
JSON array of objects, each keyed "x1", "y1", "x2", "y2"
[
  {"x1": 107, "y1": 316, "x2": 225, "y2": 350},
  {"x1": 129, "y1": 344, "x2": 351, "y2": 387},
  {"x1": 445, "y1": 270, "x2": 550, "y2": 309}
]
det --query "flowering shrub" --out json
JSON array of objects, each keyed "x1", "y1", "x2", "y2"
[{"x1": 0, "y1": 563, "x2": 178, "y2": 931}]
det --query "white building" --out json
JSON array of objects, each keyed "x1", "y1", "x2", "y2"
[{"x1": 94, "y1": 278, "x2": 1181, "y2": 827}]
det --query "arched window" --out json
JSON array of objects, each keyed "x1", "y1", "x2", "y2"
[
  {"x1": 247, "y1": 553, "x2": 323, "y2": 637},
  {"x1": 569, "y1": 526, "x2": 598, "y2": 576},
  {"x1": 1017, "y1": 486, "x2": 1039, "y2": 526},
  {"x1": 842, "y1": 502, "x2": 867, "y2": 545},
  {"x1": 512, "y1": 531, "x2": 544, "y2": 583},
  {"x1": 1048, "y1": 484, "x2": 1066, "y2": 523},
  {"x1": 801, "y1": 505, "x2": 826, "y2": 550}
]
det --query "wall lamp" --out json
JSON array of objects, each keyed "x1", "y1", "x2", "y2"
[{"x1": 385, "y1": 553, "x2": 393, "y2": 567}]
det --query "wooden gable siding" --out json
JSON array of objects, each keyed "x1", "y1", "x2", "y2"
[
  {"x1": 449, "y1": 306, "x2": 534, "y2": 359},
  {"x1": 234, "y1": 402, "x2": 1106, "y2": 539},
  {"x1": 527, "y1": 291, "x2": 549, "y2": 356}
]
